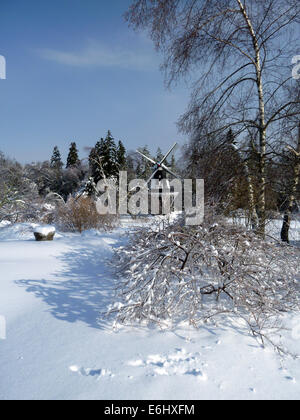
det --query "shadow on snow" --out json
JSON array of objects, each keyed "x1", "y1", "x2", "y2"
[{"x1": 16, "y1": 234, "x2": 126, "y2": 330}]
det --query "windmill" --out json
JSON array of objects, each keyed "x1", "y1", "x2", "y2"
[
  {"x1": 136, "y1": 143, "x2": 181, "y2": 186},
  {"x1": 136, "y1": 143, "x2": 181, "y2": 214}
]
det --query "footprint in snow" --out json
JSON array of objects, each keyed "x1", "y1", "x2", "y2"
[
  {"x1": 128, "y1": 348, "x2": 208, "y2": 381},
  {"x1": 69, "y1": 365, "x2": 114, "y2": 379},
  {"x1": 285, "y1": 376, "x2": 296, "y2": 383},
  {"x1": 128, "y1": 359, "x2": 145, "y2": 367}
]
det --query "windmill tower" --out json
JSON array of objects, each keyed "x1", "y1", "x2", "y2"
[{"x1": 136, "y1": 143, "x2": 181, "y2": 215}]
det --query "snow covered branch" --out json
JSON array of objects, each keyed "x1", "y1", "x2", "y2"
[{"x1": 108, "y1": 213, "x2": 300, "y2": 354}]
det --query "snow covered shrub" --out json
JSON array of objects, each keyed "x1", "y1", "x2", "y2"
[
  {"x1": 109, "y1": 213, "x2": 300, "y2": 353},
  {"x1": 0, "y1": 152, "x2": 42, "y2": 223},
  {"x1": 56, "y1": 196, "x2": 118, "y2": 233}
]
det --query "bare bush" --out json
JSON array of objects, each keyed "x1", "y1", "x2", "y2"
[
  {"x1": 56, "y1": 196, "x2": 118, "y2": 233},
  {"x1": 0, "y1": 153, "x2": 42, "y2": 223},
  {"x1": 109, "y1": 212, "x2": 300, "y2": 354}
]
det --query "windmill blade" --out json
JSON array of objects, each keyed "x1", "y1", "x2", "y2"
[
  {"x1": 160, "y1": 143, "x2": 178, "y2": 165},
  {"x1": 161, "y1": 163, "x2": 182, "y2": 181},
  {"x1": 136, "y1": 150, "x2": 157, "y2": 165},
  {"x1": 146, "y1": 168, "x2": 160, "y2": 186},
  {"x1": 128, "y1": 169, "x2": 159, "y2": 192}
]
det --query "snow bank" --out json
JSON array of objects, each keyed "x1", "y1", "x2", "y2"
[
  {"x1": 230, "y1": 216, "x2": 300, "y2": 242},
  {"x1": 0, "y1": 223, "x2": 39, "y2": 241},
  {"x1": 0, "y1": 223, "x2": 61, "y2": 241}
]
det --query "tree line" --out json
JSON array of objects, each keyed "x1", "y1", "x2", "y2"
[
  {"x1": 0, "y1": 129, "x2": 178, "y2": 223},
  {"x1": 2, "y1": 0, "x2": 300, "y2": 243}
]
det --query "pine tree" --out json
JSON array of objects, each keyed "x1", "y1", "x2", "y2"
[
  {"x1": 138, "y1": 145, "x2": 153, "y2": 179},
  {"x1": 66, "y1": 142, "x2": 80, "y2": 168},
  {"x1": 127, "y1": 153, "x2": 136, "y2": 181},
  {"x1": 89, "y1": 132, "x2": 120, "y2": 183},
  {"x1": 102, "y1": 130, "x2": 118, "y2": 178},
  {"x1": 117, "y1": 140, "x2": 126, "y2": 171},
  {"x1": 136, "y1": 161, "x2": 142, "y2": 178},
  {"x1": 156, "y1": 147, "x2": 170, "y2": 167},
  {"x1": 50, "y1": 146, "x2": 63, "y2": 170},
  {"x1": 156, "y1": 147, "x2": 164, "y2": 163},
  {"x1": 84, "y1": 177, "x2": 97, "y2": 197},
  {"x1": 170, "y1": 154, "x2": 176, "y2": 172},
  {"x1": 89, "y1": 138, "x2": 105, "y2": 184}
]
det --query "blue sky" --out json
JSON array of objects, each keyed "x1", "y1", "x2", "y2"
[{"x1": 0, "y1": 0, "x2": 189, "y2": 164}]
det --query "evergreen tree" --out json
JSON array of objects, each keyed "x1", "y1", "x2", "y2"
[
  {"x1": 88, "y1": 131, "x2": 120, "y2": 183},
  {"x1": 136, "y1": 161, "x2": 142, "y2": 178},
  {"x1": 49, "y1": 146, "x2": 63, "y2": 195},
  {"x1": 170, "y1": 154, "x2": 176, "y2": 172},
  {"x1": 156, "y1": 147, "x2": 164, "y2": 163},
  {"x1": 89, "y1": 138, "x2": 105, "y2": 184},
  {"x1": 50, "y1": 146, "x2": 63, "y2": 170},
  {"x1": 102, "y1": 130, "x2": 118, "y2": 178},
  {"x1": 66, "y1": 142, "x2": 80, "y2": 168},
  {"x1": 126, "y1": 153, "x2": 136, "y2": 181},
  {"x1": 138, "y1": 145, "x2": 153, "y2": 179},
  {"x1": 156, "y1": 147, "x2": 170, "y2": 167},
  {"x1": 117, "y1": 140, "x2": 126, "y2": 171},
  {"x1": 84, "y1": 177, "x2": 97, "y2": 197}
]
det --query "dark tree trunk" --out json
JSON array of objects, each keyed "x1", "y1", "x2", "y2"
[{"x1": 281, "y1": 213, "x2": 290, "y2": 244}]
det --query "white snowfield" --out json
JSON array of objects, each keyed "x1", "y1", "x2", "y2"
[{"x1": 0, "y1": 220, "x2": 300, "y2": 400}]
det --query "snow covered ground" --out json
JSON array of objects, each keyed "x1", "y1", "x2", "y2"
[
  {"x1": 231, "y1": 215, "x2": 300, "y2": 244},
  {"x1": 0, "y1": 218, "x2": 300, "y2": 400}
]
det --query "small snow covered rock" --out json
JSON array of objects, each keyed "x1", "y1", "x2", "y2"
[
  {"x1": 33, "y1": 226, "x2": 56, "y2": 241},
  {"x1": 0, "y1": 220, "x2": 11, "y2": 228}
]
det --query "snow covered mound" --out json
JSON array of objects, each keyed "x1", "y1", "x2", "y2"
[
  {"x1": 0, "y1": 223, "x2": 60, "y2": 241},
  {"x1": 33, "y1": 226, "x2": 56, "y2": 236},
  {"x1": 0, "y1": 222, "x2": 40, "y2": 241}
]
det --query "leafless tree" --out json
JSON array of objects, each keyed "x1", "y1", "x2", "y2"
[
  {"x1": 0, "y1": 153, "x2": 40, "y2": 223},
  {"x1": 126, "y1": 0, "x2": 300, "y2": 236}
]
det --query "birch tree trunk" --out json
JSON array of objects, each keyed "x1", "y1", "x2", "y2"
[
  {"x1": 237, "y1": 0, "x2": 267, "y2": 237},
  {"x1": 232, "y1": 142, "x2": 259, "y2": 231},
  {"x1": 281, "y1": 123, "x2": 300, "y2": 243},
  {"x1": 244, "y1": 160, "x2": 259, "y2": 231}
]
